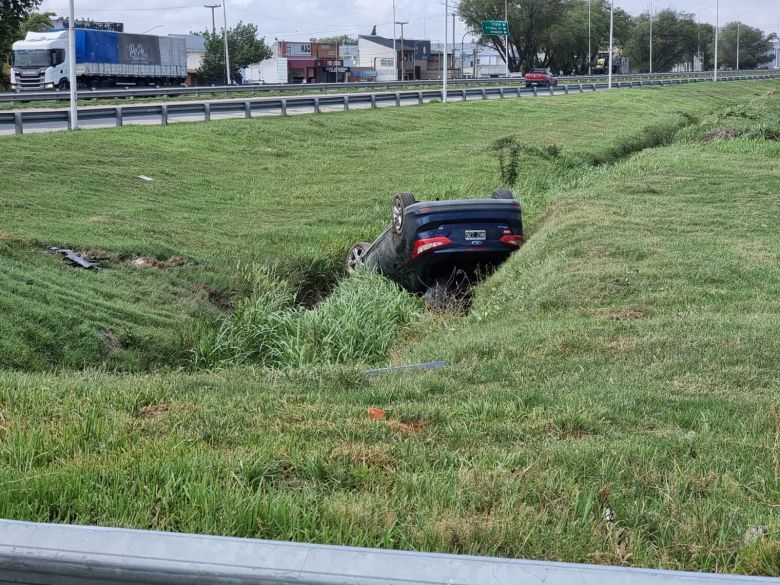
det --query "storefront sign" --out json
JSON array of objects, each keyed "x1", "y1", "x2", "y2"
[{"x1": 283, "y1": 43, "x2": 312, "y2": 57}]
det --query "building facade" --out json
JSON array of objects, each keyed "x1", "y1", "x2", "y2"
[{"x1": 249, "y1": 41, "x2": 347, "y2": 84}]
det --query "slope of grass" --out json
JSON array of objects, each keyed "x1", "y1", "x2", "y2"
[
  {"x1": 1, "y1": 81, "x2": 777, "y2": 370},
  {"x1": 0, "y1": 87, "x2": 778, "y2": 574}
]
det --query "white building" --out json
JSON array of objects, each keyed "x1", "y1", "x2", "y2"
[{"x1": 768, "y1": 39, "x2": 780, "y2": 69}]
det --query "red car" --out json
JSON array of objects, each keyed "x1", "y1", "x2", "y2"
[{"x1": 524, "y1": 68, "x2": 558, "y2": 88}]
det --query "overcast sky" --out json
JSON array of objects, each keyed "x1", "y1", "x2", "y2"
[{"x1": 39, "y1": 0, "x2": 780, "y2": 43}]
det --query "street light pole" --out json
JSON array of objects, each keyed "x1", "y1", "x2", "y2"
[
  {"x1": 588, "y1": 0, "x2": 591, "y2": 75},
  {"x1": 68, "y1": 0, "x2": 77, "y2": 130},
  {"x1": 649, "y1": 0, "x2": 653, "y2": 74},
  {"x1": 452, "y1": 12, "x2": 456, "y2": 77},
  {"x1": 736, "y1": 17, "x2": 740, "y2": 71},
  {"x1": 396, "y1": 21, "x2": 408, "y2": 81},
  {"x1": 392, "y1": 0, "x2": 397, "y2": 81},
  {"x1": 714, "y1": 0, "x2": 718, "y2": 82},
  {"x1": 505, "y1": 0, "x2": 509, "y2": 76},
  {"x1": 205, "y1": 4, "x2": 220, "y2": 35},
  {"x1": 607, "y1": 0, "x2": 614, "y2": 88},
  {"x1": 443, "y1": 0, "x2": 448, "y2": 102},
  {"x1": 222, "y1": 1, "x2": 231, "y2": 85}
]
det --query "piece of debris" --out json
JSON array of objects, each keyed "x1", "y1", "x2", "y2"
[
  {"x1": 603, "y1": 507, "x2": 617, "y2": 523},
  {"x1": 47, "y1": 247, "x2": 97, "y2": 269},
  {"x1": 744, "y1": 524, "x2": 767, "y2": 545},
  {"x1": 366, "y1": 407, "x2": 426, "y2": 433},
  {"x1": 364, "y1": 361, "x2": 447, "y2": 377},
  {"x1": 101, "y1": 329, "x2": 122, "y2": 350},
  {"x1": 367, "y1": 407, "x2": 386, "y2": 420},
  {"x1": 137, "y1": 175, "x2": 154, "y2": 182},
  {"x1": 131, "y1": 256, "x2": 187, "y2": 269}
]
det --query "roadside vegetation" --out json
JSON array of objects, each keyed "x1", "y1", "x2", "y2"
[{"x1": 0, "y1": 81, "x2": 778, "y2": 574}]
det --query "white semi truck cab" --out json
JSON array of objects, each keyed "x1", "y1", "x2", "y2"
[{"x1": 10, "y1": 31, "x2": 69, "y2": 90}]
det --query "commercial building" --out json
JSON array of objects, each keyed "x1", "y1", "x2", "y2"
[
  {"x1": 358, "y1": 35, "x2": 455, "y2": 81},
  {"x1": 250, "y1": 41, "x2": 347, "y2": 84}
]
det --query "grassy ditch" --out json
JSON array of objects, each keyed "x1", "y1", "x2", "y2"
[
  {"x1": 0, "y1": 90, "x2": 778, "y2": 573},
  {"x1": 1, "y1": 81, "x2": 776, "y2": 370}
]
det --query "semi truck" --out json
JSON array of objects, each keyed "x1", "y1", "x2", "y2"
[
  {"x1": 593, "y1": 51, "x2": 629, "y2": 75},
  {"x1": 10, "y1": 29, "x2": 186, "y2": 91}
]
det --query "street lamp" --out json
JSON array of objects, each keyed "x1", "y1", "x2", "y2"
[
  {"x1": 588, "y1": 0, "x2": 591, "y2": 75},
  {"x1": 504, "y1": 0, "x2": 509, "y2": 77},
  {"x1": 68, "y1": 0, "x2": 77, "y2": 129},
  {"x1": 443, "y1": 0, "x2": 448, "y2": 102},
  {"x1": 649, "y1": 0, "x2": 653, "y2": 74},
  {"x1": 714, "y1": 0, "x2": 718, "y2": 81},
  {"x1": 607, "y1": 0, "x2": 614, "y2": 88},
  {"x1": 396, "y1": 21, "x2": 408, "y2": 81},
  {"x1": 222, "y1": 1, "x2": 231, "y2": 85},
  {"x1": 205, "y1": 4, "x2": 220, "y2": 35}
]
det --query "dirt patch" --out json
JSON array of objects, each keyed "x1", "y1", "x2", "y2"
[
  {"x1": 0, "y1": 231, "x2": 13, "y2": 239},
  {"x1": 598, "y1": 308, "x2": 647, "y2": 321},
  {"x1": 101, "y1": 329, "x2": 122, "y2": 351},
  {"x1": 131, "y1": 256, "x2": 187, "y2": 269},
  {"x1": 703, "y1": 127, "x2": 741, "y2": 142},
  {"x1": 137, "y1": 401, "x2": 196, "y2": 419}
]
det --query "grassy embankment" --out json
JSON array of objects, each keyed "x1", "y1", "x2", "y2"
[{"x1": 0, "y1": 81, "x2": 778, "y2": 574}]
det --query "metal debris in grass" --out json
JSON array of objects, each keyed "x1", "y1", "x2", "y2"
[
  {"x1": 137, "y1": 175, "x2": 154, "y2": 182},
  {"x1": 47, "y1": 247, "x2": 98, "y2": 269}
]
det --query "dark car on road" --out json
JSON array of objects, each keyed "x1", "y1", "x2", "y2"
[
  {"x1": 347, "y1": 191, "x2": 523, "y2": 299},
  {"x1": 524, "y1": 68, "x2": 558, "y2": 88}
]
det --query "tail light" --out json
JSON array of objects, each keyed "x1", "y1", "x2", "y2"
[
  {"x1": 412, "y1": 236, "x2": 452, "y2": 258},
  {"x1": 499, "y1": 234, "x2": 524, "y2": 247}
]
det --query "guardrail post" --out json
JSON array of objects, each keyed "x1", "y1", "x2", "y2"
[
  {"x1": 578, "y1": 84, "x2": 583, "y2": 93},
  {"x1": 532, "y1": 86, "x2": 537, "y2": 97},
  {"x1": 395, "y1": 92, "x2": 401, "y2": 106},
  {"x1": 548, "y1": 85, "x2": 554, "y2": 96},
  {"x1": 313, "y1": 97, "x2": 320, "y2": 114},
  {"x1": 280, "y1": 100, "x2": 286, "y2": 116},
  {"x1": 418, "y1": 91, "x2": 423, "y2": 105},
  {"x1": 371, "y1": 94, "x2": 377, "y2": 109},
  {"x1": 343, "y1": 95, "x2": 349, "y2": 111},
  {"x1": 115, "y1": 107, "x2": 123, "y2": 127},
  {"x1": 499, "y1": 87, "x2": 505, "y2": 99},
  {"x1": 481, "y1": 88, "x2": 487, "y2": 99},
  {"x1": 462, "y1": 89, "x2": 467, "y2": 101},
  {"x1": 244, "y1": 101, "x2": 252, "y2": 118},
  {"x1": 161, "y1": 104, "x2": 168, "y2": 126},
  {"x1": 516, "y1": 87, "x2": 522, "y2": 98},
  {"x1": 564, "y1": 85, "x2": 569, "y2": 95},
  {"x1": 14, "y1": 112, "x2": 23, "y2": 135}
]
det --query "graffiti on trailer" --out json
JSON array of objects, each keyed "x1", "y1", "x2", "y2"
[{"x1": 127, "y1": 44, "x2": 150, "y2": 63}]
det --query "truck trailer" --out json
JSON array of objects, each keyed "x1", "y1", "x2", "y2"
[{"x1": 10, "y1": 29, "x2": 187, "y2": 91}]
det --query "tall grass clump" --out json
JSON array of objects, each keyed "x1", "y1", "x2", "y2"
[{"x1": 193, "y1": 270, "x2": 422, "y2": 369}]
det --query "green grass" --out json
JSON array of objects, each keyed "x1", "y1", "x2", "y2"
[
  {"x1": 0, "y1": 81, "x2": 779, "y2": 574},
  {"x1": 1, "y1": 81, "x2": 775, "y2": 370}
]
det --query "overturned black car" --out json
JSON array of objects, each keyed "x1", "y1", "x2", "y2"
[{"x1": 347, "y1": 190, "x2": 523, "y2": 299}]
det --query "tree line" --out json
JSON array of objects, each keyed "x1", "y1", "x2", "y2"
[{"x1": 458, "y1": 0, "x2": 777, "y2": 73}]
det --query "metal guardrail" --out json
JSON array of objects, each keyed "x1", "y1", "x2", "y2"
[
  {"x1": 0, "y1": 520, "x2": 777, "y2": 585},
  {"x1": 0, "y1": 69, "x2": 773, "y2": 104},
  {"x1": 2, "y1": 73, "x2": 779, "y2": 135}
]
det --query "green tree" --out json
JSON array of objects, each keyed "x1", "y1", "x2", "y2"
[
  {"x1": 458, "y1": 0, "x2": 632, "y2": 74},
  {"x1": 624, "y1": 10, "x2": 700, "y2": 73},
  {"x1": 715, "y1": 22, "x2": 776, "y2": 69},
  {"x1": 22, "y1": 11, "x2": 55, "y2": 34},
  {"x1": 199, "y1": 21, "x2": 272, "y2": 84},
  {"x1": 316, "y1": 35, "x2": 358, "y2": 45},
  {"x1": 0, "y1": 0, "x2": 44, "y2": 80}
]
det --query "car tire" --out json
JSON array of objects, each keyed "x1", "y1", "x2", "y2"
[
  {"x1": 392, "y1": 192, "x2": 416, "y2": 234},
  {"x1": 346, "y1": 242, "x2": 370, "y2": 273},
  {"x1": 491, "y1": 189, "x2": 515, "y2": 200}
]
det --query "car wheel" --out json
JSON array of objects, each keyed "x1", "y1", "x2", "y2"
[
  {"x1": 346, "y1": 242, "x2": 370, "y2": 273},
  {"x1": 391, "y1": 192, "x2": 416, "y2": 234},
  {"x1": 491, "y1": 189, "x2": 515, "y2": 200}
]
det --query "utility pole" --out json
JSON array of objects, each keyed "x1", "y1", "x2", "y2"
[
  {"x1": 505, "y1": 0, "x2": 509, "y2": 76},
  {"x1": 68, "y1": 0, "x2": 77, "y2": 130},
  {"x1": 608, "y1": 0, "x2": 614, "y2": 88},
  {"x1": 205, "y1": 4, "x2": 220, "y2": 35},
  {"x1": 222, "y1": 1, "x2": 231, "y2": 85},
  {"x1": 736, "y1": 17, "x2": 740, "y2": 71},
  {"x1": 649, "y1": 0, "x2": 653, "y2": 74},
  {"x1": 443, "y1": 0, "x2": 448, "y2": 102},
  {"x1": 451, "y1": 13, "x2": 456, "y2": 78},
  {"x1": 714, "y1": 0, "x2": 718, "y2": 82},
  {"x1": 392, "y1": 0, "x2": 397, "y2": 81},
  {"x1": 396, "y1": 21, "x2": 408, "y2": 81},
  {"x1": 588, "y1": 0, "x2": 591, "y2": 75}
]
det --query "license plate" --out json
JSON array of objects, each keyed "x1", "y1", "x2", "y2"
[{"x1": 465, "y1": 230, "x2": 486, "y2": 241}]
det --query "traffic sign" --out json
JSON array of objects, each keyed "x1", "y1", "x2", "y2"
[{"x1": 481, "y1": 20, "x2": 509, "y2": 35}]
